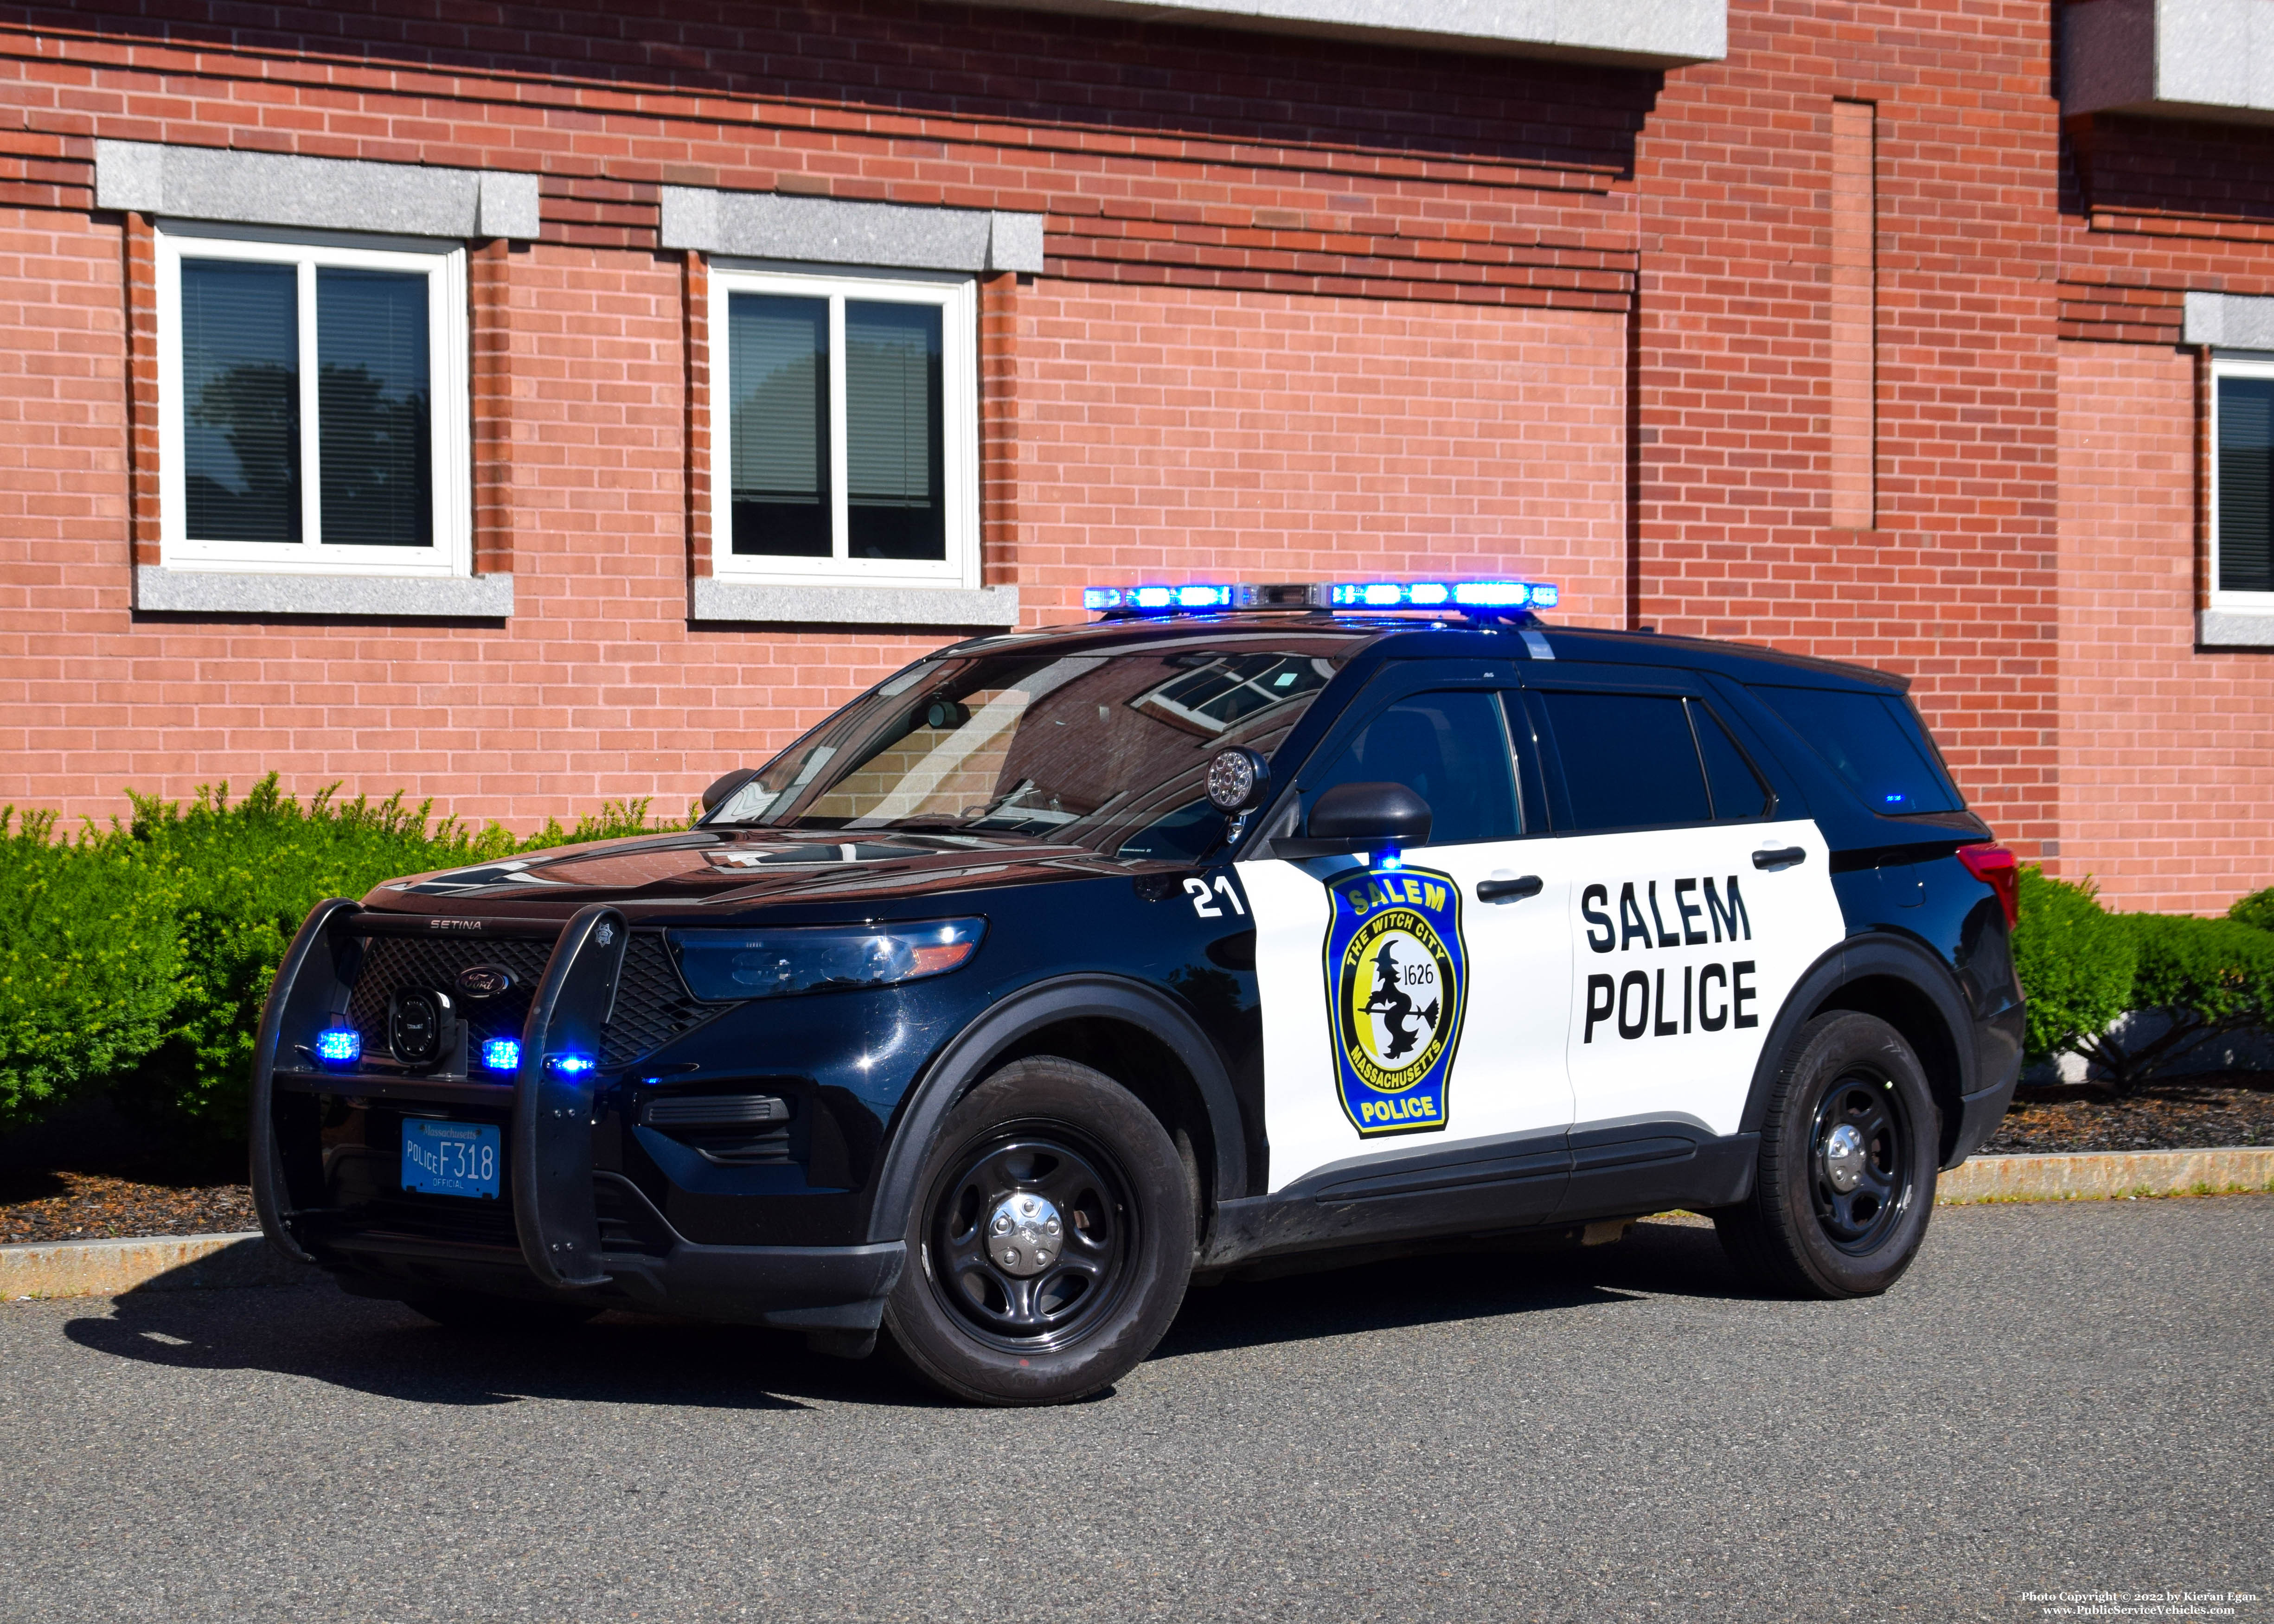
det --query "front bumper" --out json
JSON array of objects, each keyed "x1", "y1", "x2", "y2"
[{"x1": 250, "y1": 898, "x2": 901, "y2": 1330}]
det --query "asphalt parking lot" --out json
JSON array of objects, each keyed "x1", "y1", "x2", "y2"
[{"x1": 2, "y1": 1197, "x2": 2267, "y2": 1624}]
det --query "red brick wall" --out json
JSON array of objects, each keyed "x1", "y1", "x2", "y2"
[
  {"x1": 1632, "y1": 0, "x2": 2063, "y2": 857},
  {"x1": 2056, "y1": 344, "x2": 2274, "y2": 915},
  {"x1": 1014, "y1": 284, "x2": 1628, "y2": 627}
]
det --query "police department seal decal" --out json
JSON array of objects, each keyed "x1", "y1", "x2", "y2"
[{"x1": 1323, "y1": 863, "x2": 1467, "y2": 1137}]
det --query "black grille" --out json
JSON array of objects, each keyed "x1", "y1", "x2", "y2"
[
  {"x1": 346, "y1": 935, "x2": 553, "y2": 1058},
  {"x1": 600, "y1": 934, "x2": 718, "y2": 1069},
  {"x1": 344, "y1": 929, "x2": 714, "y2": 1072}
]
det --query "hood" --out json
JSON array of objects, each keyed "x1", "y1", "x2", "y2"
[{"x1": 361, "y1": 827, "x2": 1128, "y2": 923}]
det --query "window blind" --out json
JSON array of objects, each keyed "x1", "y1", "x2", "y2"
[{"x1": 181, "y1": 259, "x2": 300, "y2": 543}]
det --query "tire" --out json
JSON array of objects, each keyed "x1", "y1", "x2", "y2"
[
  {"x1": 403, "y1": 1290, "x2": 602, "y2": 1334},
  {"x1": 883, "y1": 1057, "x2": 1195, "y2": 1406},
  {"x1": 1713, "y1": 1011, "x2": 1939, "y2": 1298}
]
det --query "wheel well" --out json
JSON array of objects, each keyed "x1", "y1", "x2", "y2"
[
  {"x1": 993, "y1": 1017, "x2": 1217, "y2": 1232},
  {"x1": 1812, "y1": 974, "x2": 1965, "y2": 1164}
]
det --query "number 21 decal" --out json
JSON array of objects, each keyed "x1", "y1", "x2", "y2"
[{"x1": 1184, "y1": 875, "x2": 1248, "y2": 919}]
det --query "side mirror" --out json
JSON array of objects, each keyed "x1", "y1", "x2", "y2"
[
  {"x1": 700, "y1": 767, "x2": 760, "y2": 815},
  {"x1": 1274, "y1": 781, "x2": 1433, "y2": 857}
]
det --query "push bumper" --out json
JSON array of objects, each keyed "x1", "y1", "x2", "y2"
[{"x1": 250, "y1": 898, "x2": 900, "y2": 1331}]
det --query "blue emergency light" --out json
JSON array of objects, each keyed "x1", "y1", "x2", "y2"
[
  {"x1": 548, "y1": 1053, "x2": 596, "y2": 1076},
  {"x1": 1084, "y1": 578, "x2": 1557, "y2": 616},
  {"x1": 480, "y1": 1036, "x2": 522, "y2": 1073},
  {"x1": 314, "y1": 1026, "x2": 362, "y2": 1066}
]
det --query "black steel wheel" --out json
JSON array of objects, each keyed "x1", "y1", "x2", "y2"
[
  {"x1": 927, "y1": 1131, "x2": 1135, "y2": 1351},
  {"x1": 884, "y1": 1057, "x2": 1194, "y2": 1405},
  {"x1": 1809, "y1": 1070, "x2": 1910, "y2": 1253},
  {"x1": 1713, "y1": 1010, "x2": 1938, "y2": 1298}
]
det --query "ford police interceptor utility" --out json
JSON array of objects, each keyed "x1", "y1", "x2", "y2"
[{"x1": 250, "y1": 579, "x2": 2025, "y2": 1405}]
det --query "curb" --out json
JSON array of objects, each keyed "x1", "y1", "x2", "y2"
[
  {"x1": 0, "y1": 1231, "x2": 306, "y2": 1300},
  {"x1": 2, "y1": 1151, "x2": 2269, "y2": 1301},
  {"x1": 1937, "y1": 1147, "x2": 2274, "y2": 1204}
]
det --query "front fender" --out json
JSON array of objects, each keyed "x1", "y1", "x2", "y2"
[{"x1": 863, "y1": 973, "x2": 1249, "y2": 1246}]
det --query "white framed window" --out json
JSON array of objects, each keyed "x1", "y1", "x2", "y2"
[
  {"x1": 708, "y1": 262, "x2": 979, "y2": 590},
  {"x1": 2211, "y1": 352, "x2": 2274, "y2": 609},
  {"x1": 155, "y1": 222, "x2": 471, "y2": 577}
]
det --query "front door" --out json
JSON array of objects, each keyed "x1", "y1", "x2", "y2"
[{"x1": 1243, "y1": 678, "x2": 1576, "y2": 1194}]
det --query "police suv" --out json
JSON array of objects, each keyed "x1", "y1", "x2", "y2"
[{"x1": 251, "y1": 579, "x2": 2025, "y2": 1405}]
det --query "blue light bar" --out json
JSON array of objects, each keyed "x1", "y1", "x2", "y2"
[
  {"x1": 314, "y1": 1027, "x2": 361, "y2": 1066},
  {"x1": 548, "y1": 1053, "x2": 596, "y2": 1076},
  {"x1": 1084, "y1": 584, "x2": 1235, "y2": 612},
  {"x1": 1083, "y1": 578, "x2": 1558, "y2": 616},
  {"x1": 480, "y1": 1036, "x2": 522, "y2": 1073},
  {"x1": 1327, "y1": 579, "x2": 1558, "y2": 611}
]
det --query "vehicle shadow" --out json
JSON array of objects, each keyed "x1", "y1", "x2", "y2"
[
  {"x1": 59, "y1": 1284, "x2": 911, "y2": 1412},
  {"x1": 1157, "y1": 1215, "x2": 1751, "y2": 1360},
  {"x1": 57, "y1": 1218, "x2": 1749, "y2": 1408}
]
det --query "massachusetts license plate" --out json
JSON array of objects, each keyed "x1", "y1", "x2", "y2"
[{"x1": 400, "y1": 1119, "x2": 501, "y2": 1200}]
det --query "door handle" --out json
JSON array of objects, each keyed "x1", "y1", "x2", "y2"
[
  {"x1": 1476, "y1": 874, "x2": 1544, "y2": 903},
  {"x1": 1752, "y1": 846, "x2": 1806, "y2": 870}
]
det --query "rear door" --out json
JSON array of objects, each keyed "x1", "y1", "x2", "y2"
[
  {"x1": 1517, "y1": 669, "x2": 1845, "y2": 1141},
  {"x1": 1242, "y1": 664, "x2": 1576, "y2": 1196}
]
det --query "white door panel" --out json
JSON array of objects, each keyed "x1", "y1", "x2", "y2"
[
  {"x1": 1560, "y1": 818, "x2": 1843, "y2": 1137},
  {"x1": 1243, "y1": 847, "x2": 1575, "y2": 1194}
]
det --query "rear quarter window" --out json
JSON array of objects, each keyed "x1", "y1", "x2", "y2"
[{"x1": 1748, "y1": 684, "x2": 1963, "y2": 814}]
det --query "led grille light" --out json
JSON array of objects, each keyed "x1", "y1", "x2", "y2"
[
  {"x1": 548, "y1": 1053, "x2": 596, "y2": 1076},
  {"x1": 480, "y1": 1036, "x2": 522, "y2": 1073},
  {"x1": 314, "y1": 1027, "x2": 361, "y2": 1065}
]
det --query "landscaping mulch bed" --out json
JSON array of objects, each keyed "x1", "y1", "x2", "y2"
[
  {"x1": 1983, "y1": 1071, "x2": 2274, "y2": 1155},
  {"x1": 0, "y1": 1075, "x2": 2267, "y2": 1247},
  {"x1": 0, "y1": 1169, "x2": 257, "y2": 1245}
]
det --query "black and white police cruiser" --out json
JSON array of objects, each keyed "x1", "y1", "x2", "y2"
[{"x1": 251, "y1": 578, "x2": 2025, "y2": 1404}]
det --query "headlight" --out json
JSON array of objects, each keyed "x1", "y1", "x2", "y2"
[{"x1": 668, "y1": 918, "x2": 985, "y2": 1003}]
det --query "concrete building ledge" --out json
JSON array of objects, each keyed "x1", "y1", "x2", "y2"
[
  {"x1": 2065, "y1": 0, "x2": 2274, "y2": 124},
  {"x1": 94, "y1": 140, "x2": 541, "y2": 240},
  {"x1": 963, "y1": 0, "x2": 1726, "y2": 67},
  {"x1": 690, "y1": 578, "x2": 1021, "y2": 627},
  {"x1": 2184, "y1": 288, "x2": 2274, "y2": 346},
  {"x1": 661, "y1": 189, "x2": 1045, "y2": 274},
  {"x1": 135, "y1": 567, "x2": 513, "y2": 618},
  {"x1": 2199, "y1": 607, "x2": 2274, "y2": 647}
]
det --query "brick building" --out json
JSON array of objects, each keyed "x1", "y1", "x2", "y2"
[{"x1": 2, "y1": 0, "x2": 2270, "y2": 912}]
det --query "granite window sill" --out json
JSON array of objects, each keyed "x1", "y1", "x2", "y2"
[
  {"x1": 135, "y1": 567, "x2": 512, "y2": 618},
  {"x1": 689, "y1": 578, "x2": 1019, "y2": 628}
]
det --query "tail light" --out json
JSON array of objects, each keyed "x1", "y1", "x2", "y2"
[{"x1": 1956, "y1": 844, "x2": 2019, "y2": 929}]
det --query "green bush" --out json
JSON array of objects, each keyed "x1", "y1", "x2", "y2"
[
  {"x1": 2079, "y1": 912, "x2": 2274, "y2": 1092},
  {"x1": 0, "y1": 810, "x2": 185, "y2": 1133},
  {"x1": 2230, "y1": 886, "x2": 2274, "y2": 934},
  {"x1": 2011, "y1": 866, "x2": 2137, "y2": 1064},
  {"x1": 0, "y1": 778, "x2": 684, "y2": 1145}
]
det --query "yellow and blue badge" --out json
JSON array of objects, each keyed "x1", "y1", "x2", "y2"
[{"x1": 1323, "y1": 863, "x2": 1467, "y2": 1137}]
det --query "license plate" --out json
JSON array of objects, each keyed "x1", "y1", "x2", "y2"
[{"x1": 400, "y1": 1119, "x2": 501, "y2": 1199}]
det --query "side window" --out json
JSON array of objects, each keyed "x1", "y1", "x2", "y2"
[
  {"x1": 1748, "y1": 684, "x2": 1963, "y2": 814},
  {"x1": 1692, "y1": 702, "x2": 1773, "y2": 820},
  {"x1": 1537, "y1": 691, "x2": 1711, "y2": 831},
  {"x1": 1302, "y1": 690, "x2": 1520, "y2": 846}
]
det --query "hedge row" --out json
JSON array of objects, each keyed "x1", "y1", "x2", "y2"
[
  {"x1": 0, "y1": 777, "x2": 680, "y2": 1144},
  {"x1": 3, "y1": 789, "x2": 2269, "y2": 1142},
  {"x1": 2015, "y1": 869, "x2": 2274, "y2": 1092}
]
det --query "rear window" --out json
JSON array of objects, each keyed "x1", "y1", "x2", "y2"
[{"x1": 1749, "y1": 685, "x2": 1963, "y2": 813}]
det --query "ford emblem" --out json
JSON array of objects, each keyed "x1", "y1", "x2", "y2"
[{"x1": 456, "y1": 964, "x2": 514, "y2": 999}]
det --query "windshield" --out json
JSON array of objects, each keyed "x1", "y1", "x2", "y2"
[{"x1": 707, "y1": 633, "x2": 1355, "y2": 861}]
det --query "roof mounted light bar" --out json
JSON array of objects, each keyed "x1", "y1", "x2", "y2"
[{"x1": 1083, "y1": 579, "x2": 1558, "y2": 618}]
